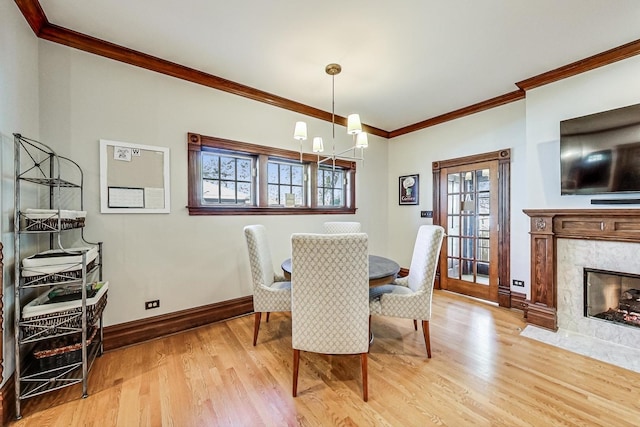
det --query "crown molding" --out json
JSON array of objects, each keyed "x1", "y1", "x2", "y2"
[
  {"x1": 389, "y1": 90, "x2": 525, "y2": 138},
  {"x1": 516, "y1": 38, "x2": 640, "y2": 91}
]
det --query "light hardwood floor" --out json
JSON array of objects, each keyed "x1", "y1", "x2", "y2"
[{"x1": 11, "y1": 290, "x2": 640, "y2": 426}]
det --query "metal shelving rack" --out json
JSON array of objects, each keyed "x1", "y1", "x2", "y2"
[{"x1": 13, "y1": 133, "x2": 105, "y2": 419}]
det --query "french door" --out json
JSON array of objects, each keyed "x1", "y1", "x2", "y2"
[
  {"x1": 440, "y1": 161, "x2": 499, "y2": 301},
  {"x1": 433, "y1": 149, "x2": 511, "y2": 306}
]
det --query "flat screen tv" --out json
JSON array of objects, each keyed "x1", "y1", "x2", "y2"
[{"x1": 560, "y1": 103, "x2": 640, "y2": 195}]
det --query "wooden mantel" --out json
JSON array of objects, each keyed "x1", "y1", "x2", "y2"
[{"x1": 523, "y1": 208, "x2": 640, "y2": 330}]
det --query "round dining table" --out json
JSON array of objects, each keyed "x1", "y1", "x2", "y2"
[{"x1": 281, "y1": 255, "x2": 400, "y2": 287}]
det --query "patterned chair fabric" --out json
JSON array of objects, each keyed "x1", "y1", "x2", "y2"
[
  {"x1": 369, "y1": 225, "x2": 444, "y2": 357},
  {"x1": 323, "y1": 221, "x2": 362, "y2": 234},
  {"x1": 291, "y1": 233, "x2": 370, "y2": 400},
  {"x1": 244, "y1": 225, "x2": 291, "y2": 345},
  {"x1": 370, "y1": 225, "x2": 444, "y2": 320}
]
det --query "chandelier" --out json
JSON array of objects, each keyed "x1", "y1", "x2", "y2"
[{"x1": 293, "y1": 63, "x2": 368, "y2": 166}]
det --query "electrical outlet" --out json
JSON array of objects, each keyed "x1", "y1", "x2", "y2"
[
  {"x1": 145, "y1": 300, "x2": 160, "y2": 310},
  {"x1": 420, "y1": 210, "x2": 433, "y2": 218},
  {"x1": 512, "y1": 280, "x2": 525, "y2": 287}
]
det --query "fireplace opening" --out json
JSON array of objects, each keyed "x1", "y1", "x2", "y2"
[{"x1": 584, "y1": 268, "x2": 640, "y2": 329}]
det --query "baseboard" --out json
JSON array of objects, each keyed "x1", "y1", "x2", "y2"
[
  {"x1": 103, "y1": 295, "x2": 254, "y2": 351},
  {"x1": 510, "y1": 291, "x2": 527, "y2": 313},
  {"x1": 1, "y1": 374, "x2": 15, "y2": 425}
]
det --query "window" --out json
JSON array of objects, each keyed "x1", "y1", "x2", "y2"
[
  {"x1": 268, "y1": 160, "x2": 305, "y2": 206},
  {"x1": 317, "y1": 167, "x2": 345, "y2": 207},
  {"x1": 202, "y1": 152, "x2": 254, "y2": 205},
  {"x1": 187, "y1": 132, "x2": 357, "y2": 215}
]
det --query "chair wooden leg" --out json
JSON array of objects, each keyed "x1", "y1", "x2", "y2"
[
  {"x1": 266, "y1": 312, "x2": 270, "y2": 323},
  {"x1": 293, "y1": 349, "x2": 300, "y2": 397},
  {"x1": 422, "y1": 320, "x2": 431, "y2": 358},
  {"x1": 361, "y1": 353, "x2": 368, "y2": 402},
  {"x1": 253, "y1": 312, "x2": 262, "y2": 346},
  {"x1": 413, "y1": 319, "x2": 417, "y2": 330}
]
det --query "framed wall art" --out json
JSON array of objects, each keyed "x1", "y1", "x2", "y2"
[
  {"x1": 100, "y1": 139, "x2": 171, "y2": 213},
  {"x1": 399, "y1": 174, "x2": 419, "y2": 205}
]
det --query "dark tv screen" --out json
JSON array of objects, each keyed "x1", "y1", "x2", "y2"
[{"x1": 560, "y1": 103, "x2": 640, "y2": 195}]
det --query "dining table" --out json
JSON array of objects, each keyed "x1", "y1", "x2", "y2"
[{"x1": 281, "y1": 255, "x2": 400, "y2": 287}]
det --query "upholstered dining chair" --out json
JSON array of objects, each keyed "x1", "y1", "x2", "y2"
[
  {"x1": 291, "y1": 233, "x2": 370, "y2": 401},
  {"x1": 369, "y1": 225, "x2": 445, "y2": 358},
  {"x1": 243, "y1": 224, "x2": 291, "y2": 346},
  {"x1": 323, "y1": 221, "x2": 362, "y2": 233}
]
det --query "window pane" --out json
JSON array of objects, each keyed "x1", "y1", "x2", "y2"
[
  {"x1": 202, "y1": 154, "x2": 219, "y2": 179},
  {"x1": 280, "y1": 187, "x2": 289, "y2": 206},
  {"x1": 220, "y1": 157, "x2": 235, "y2": 180},
  {"x1": 333, "y1": 171, "x2": 342, "y2": 187},
  {"x1": 268, "y1": 184, "x2": 279, "y2": 205},
  {"x1": 237, "y1": 182, "x2": 251, "y2": 204},
  {"x1": 324, "y1": 189, "x2": 333, "y2": 205},
  {"x1": 279, "y1": 164, "x2": 291, "y2": 185},
  {"x1": 292, "y1": 187, "x2": 303, "y2": 205},
  {"x1": 292, "y1": 165, "x2": 303, "y2": 186},
  {"x1": 203, "y1": 179, "x2": 219, "y2": 202},
  {"x1": 237, "y1": 159, "x2": 252, "y2": 182},
  {"x1": 221, "y1": 181, "x2": 236, "y2": 203},
  {"x1": 267, "y1": 162, "x2": 279, "y2": 184},
  {"x1": 333, "y1": 189, "x2": 343, "y2": 206}
]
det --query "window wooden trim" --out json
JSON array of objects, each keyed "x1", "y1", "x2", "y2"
[{"x1": 187, "y1": 132, "x2": 357, "y2": 215}]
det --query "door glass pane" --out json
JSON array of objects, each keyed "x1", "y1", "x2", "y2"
[
  {"x1": 448, "y1": 215, "x2": 460, "y2": 236},
  {"x1": 447, "y1": 257, "x2": 460, "y2": 279},
  {"x1": 447, "y1": 236, "x2": 459, "y2": 257},
  {"x1": 478, "y1": 192, "x2": 490, "y2": 214},
  {"x1": 477, "y1": 238, "x2": 490, "y2": 262},
  {"x1": 477, "y1": 169, "x2": 490, "y2": 191},
  {"x1": 448, "y1": 194, "x2": 460, "y2": 215},
  {"x1": 461, "y1": 238, "x2": 475, "y2": 260}
]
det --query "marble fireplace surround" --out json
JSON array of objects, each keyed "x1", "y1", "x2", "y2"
[{"x1": 523, "y1": 209, "x2": 640, "y2": 350}]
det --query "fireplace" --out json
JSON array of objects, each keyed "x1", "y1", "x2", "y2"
[
  {"x1": 584, "y1": 268, "x2": 640, "y2": 329},
  {"x1": 523, "y1": 209, "x2": 640, "y2": 350}
]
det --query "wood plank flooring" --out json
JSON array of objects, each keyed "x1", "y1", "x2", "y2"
[{"x1": 10, "y1": 290, "x2": 640, "y2": 426}]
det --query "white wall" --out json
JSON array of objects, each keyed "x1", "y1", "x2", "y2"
[
  {"x1": 386, "y1": 102, "x2": 528, "y2": 288},
  {"x1": 37, "y1": 41, "x2": 390, "y2": 327},
  {"x1": 0, "y1": 2, "x2": 41, "y2": 385}
]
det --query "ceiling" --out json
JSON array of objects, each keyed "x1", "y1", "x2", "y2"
[{"x1": 30, "y1": 1, "x2": 640, "y2": 135}]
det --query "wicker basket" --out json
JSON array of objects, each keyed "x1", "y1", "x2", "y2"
[
  {"x1": 21, "y1": 246, "x2": 98, "y2": 286},
  {"x1": 32, "y1": 327, "x2": 98, "y2": 370},
  {"x1": 21, "y1": 282, "x2": 108, "y2": 340},
  {"x1": 23, "y1": 209, "x2": 86, "y2": 231}
]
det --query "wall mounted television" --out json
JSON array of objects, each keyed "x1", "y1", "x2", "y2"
[{"x1": 560, "y1": 103, "x2": 640, "y2": 195}]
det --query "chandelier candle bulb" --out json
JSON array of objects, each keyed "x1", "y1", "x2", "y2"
[
  {"x1": 355, "y1": 132, "x2": 368, "y2": 148},
  {"x1": 347, "y1": 114, "x2": 363, "y2": 134},
  {"x1": 293, "y1": 121, "x2": 307, "y2": 140},
  {"x1": 312, "y1": 137, "x2": 324, "y2": 153}
]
